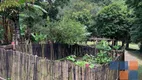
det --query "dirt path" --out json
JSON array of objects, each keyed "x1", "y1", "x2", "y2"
[
  {"x1": 125, "y1": 50, "x2": 142, "y2": 65},
  {"x1": 125, "y1": 50, "x2": 142, "y2": 80}
]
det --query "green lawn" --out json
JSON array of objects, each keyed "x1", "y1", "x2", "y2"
[
  {"x1": 129, "y1": 43, "x2": 139, "y2": 50},
  {"x1": 86, "y1": 41, "x2": 140, "y2": 50},
  {"x1": 118, "y1": 41, "x2": 139, "y2": 50}
]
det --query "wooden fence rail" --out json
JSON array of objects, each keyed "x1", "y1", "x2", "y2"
[{"x1": 0, "y1": 48, "x2": 124, "y2": 80}]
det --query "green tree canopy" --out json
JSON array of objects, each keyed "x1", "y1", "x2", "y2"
[
  {"x1": 92, "y1": 2, "x2": 132, "y2": 41},
  {"x1": 58, "y1": 0, "x2": 100, "y2": 36},
  {"x1": 64, "y1": 0, "x2": 94, "y2": 26},
  {"x1": 38, "y1": 16, "x2": 89, "y2": 44},
  {"x1": 126, "y1": 0, "x2": 142, "y2": 42},
  {"x1": 126, "y1": 0, "x2": 142, "y2": 51}
]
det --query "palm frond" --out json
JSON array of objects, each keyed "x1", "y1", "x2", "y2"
[{"x1": 27, "y1": 3, "x2": 47, "y2": 13}]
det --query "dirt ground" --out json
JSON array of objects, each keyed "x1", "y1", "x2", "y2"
[
  {"x1": 125, "y1": 50, "x2": 142, "y2": 80},
  {"x1": 125, "y1": 50, "x2": 142, "y2": 65}
]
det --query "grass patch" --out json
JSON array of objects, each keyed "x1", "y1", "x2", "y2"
[
  {"x1": 86, "y1": 41, "x2": 96, "y2": 46},
  {"x1": 129, "y1": 43, "x2": 139, "y2": 50},
  {"x1": 87, "y1": 41, "x2": 139, "y2": 50}
]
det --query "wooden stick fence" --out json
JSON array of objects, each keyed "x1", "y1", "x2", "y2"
[
  {"x1": 0, "y1": 48, "x2": 124, "y2": 80},
  {"x1": 15, "y1": 43, "x2": 98, "y2": 60}
]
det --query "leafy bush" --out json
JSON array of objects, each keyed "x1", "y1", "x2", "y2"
[
  {"x1": 66, "y1": 54, "x2": 95, "y2": 68},
  {"x1": 66, "y1": 55, "x2": 76, "y2": 62},
  {"x1": 41, "y1": 16, "x2": 89, "y2": 44},
  {"x1": 82, "y1": 54, "x2": 96, "y2": 63},
  {"x1": 113, "y1": 45, "x2": 121, "y2": 50},
  {"x1": 94, "y1": 51, "x2": 112, "y2": 64},
  {"x1": 75, "y1": 60, "x2": 88, "y2": 67},
  {"x1": 64, "y1": 40, "x2": 120, "y2": 67},
  {"x1": 96, "y1": 40, "x2": 111, "y2": 51},
  {"x1": 65, "y1": 51, "x2": 112, "y2": 67},
  {"x1": 31, "y1": 33, "x2": 47, "y2": 42}
]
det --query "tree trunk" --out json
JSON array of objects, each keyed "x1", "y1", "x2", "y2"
[
  {"x1": 122, "y1": 40, "x2": 125, "y2": 47},
  {"x1": 114, "y1": 40, "x2": 118, "y2": 46},
  {"x1": 13, "y1": 13, "x2": 20, "y2": 45},
  {"x1": 126, "y1": 35, "x2": 131, "y2": 49},
  {"x1": 2, "y1": 15, "x2": 9, "y2": 44},
  {"x1": 126, "y1": 40, "x2": 129, "y2": 49},
  {"x1": 140, "y1": 42, "x2": 142, "y2": 52}
]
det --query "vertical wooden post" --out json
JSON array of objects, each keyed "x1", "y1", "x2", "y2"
[
  {"x1": 126, "y1": 40, "x2": 129, "y2": 49},
  {"x1": 140, "y1": 43, "x2": 142, "y2": 52},
  {"x1": 112, "y1": 39, "x2": 115, "y2": 46}
]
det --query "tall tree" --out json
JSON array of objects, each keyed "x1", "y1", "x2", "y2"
[
  {"x1": 0, "y1": 0, "x2": 21, "y2": 44},
  {"x1": 92, "y1": 2, "x2": 132, "y2": 46},
  {"x1": 126, "y1": 0, "x2": 142, "y2": 51},
  {"x1": 0, "y1": 0, "x2": 41, "y2": 44},
  {"x1": 34, "y1": 15, "x2": 89, "y2": 44},
  {"x1": 58, "y1": 0, "x2": 99, "y2": 36},
  {"x1": 38, "y1": 0, "x2": 70, "y2": 21}
]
